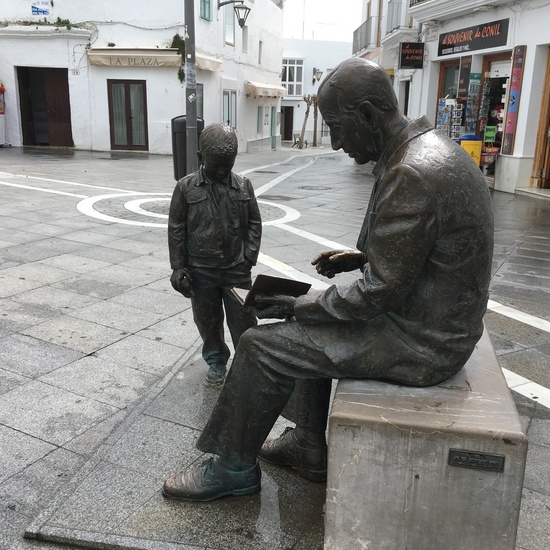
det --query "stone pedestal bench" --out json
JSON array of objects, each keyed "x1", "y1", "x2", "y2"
[{"x1": 325, "y1": 329, "x2": 527, "y2": 550}]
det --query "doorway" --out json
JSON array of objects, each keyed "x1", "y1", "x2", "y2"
[
  {"x1": 107, "y1": 80, "x2": 149, "y2": 151},
  {"x1": 17, "y1": 67, "x2": 74, "y2": 147},
  {"x1": 532, "y1": 46, "x2": 550, "y2": 188},
  {"x1": 281, "y1": 106, "x2": 293, "y2": 141}
]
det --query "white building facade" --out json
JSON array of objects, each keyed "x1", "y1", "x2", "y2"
[
  {"x1": 0, "y1": 0, "x2": 285, "y2": 155},
  {"x1": 281, "y1": 39, "x2": 352, "y2": 146},
  {"x1": 353, "y1": 0, "x2": 550, "y2": 193}
]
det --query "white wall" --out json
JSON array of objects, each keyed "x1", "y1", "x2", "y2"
[
  {"x1": 282, "y1": 39, "x2": 353, "y2": 143},
  {"x1": 0, "y1": 0, "x2": 285, "y2": 153}
]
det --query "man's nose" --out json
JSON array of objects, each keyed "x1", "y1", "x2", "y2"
[{"x1": 331, "y1": 135, "x2": 342, "y2": 151}]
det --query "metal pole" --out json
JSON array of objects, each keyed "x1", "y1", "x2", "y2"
[{"x1": 184, "y1": 0, "x2": 198, "y2": 174}]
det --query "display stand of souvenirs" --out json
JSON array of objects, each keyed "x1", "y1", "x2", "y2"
[
  {"x1": 478, "y1": 77, "x2": 505, "y2": 170},
  {"x1": 436, "y1": 98, "x2": 464, "y2": 142}
]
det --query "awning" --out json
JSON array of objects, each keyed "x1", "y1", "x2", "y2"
[
  {"x1": 245, "y1": 80, "x2": 287, "y2": 98},
  {"x1": 196, "y1": 51, "x2": 223, "y2": 72},
  {"x1": 88, "y1": 48, "x2": 181, "y2": 67}
]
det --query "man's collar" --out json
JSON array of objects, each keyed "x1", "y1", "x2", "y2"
[{"x1": 373, "y1": 116, "x2": 433, "y2": 179}]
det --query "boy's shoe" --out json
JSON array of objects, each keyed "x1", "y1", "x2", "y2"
[
  {"x1": 204, "y1": 363, "x2": 226, "y2": 387},
  {"x1": 163, "y1": 457, "x2": 261, "y2": 502}
]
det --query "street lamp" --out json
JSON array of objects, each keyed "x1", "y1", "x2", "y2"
[
  {"x1": 218, "y1": 1, "x2": 251, "y2": 28},
  {"x1": 312, "y1": 67, "x2": 323, "y2": 85}
]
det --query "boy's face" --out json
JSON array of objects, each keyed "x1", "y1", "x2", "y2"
[{"x1": 202, "y1": 152, "x2": 236, "y2": 183}]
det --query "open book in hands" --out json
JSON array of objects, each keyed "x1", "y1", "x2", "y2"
[{"x1": 231, "y1": 274, "x2": 311, "y2": 307}]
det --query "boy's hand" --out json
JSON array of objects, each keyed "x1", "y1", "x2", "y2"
[{"x1": 171, "y1": 268, "x2": 195, "y2": 298}]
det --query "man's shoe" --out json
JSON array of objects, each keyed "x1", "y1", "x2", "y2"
[
  {"x1": 259, "y1": 427, "x2": 327, "y2": 482},
  {"x1": 162, "y1": 457, "x2": 261, "y2": 502},
  {"x1": 204, "y1": 363, "x2": 226, "y2": 387}
]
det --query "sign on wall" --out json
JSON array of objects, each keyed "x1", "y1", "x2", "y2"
[
  {"x1": 501, "y1": 45, "x2": 526, "y2": 155},
  {"x1": 438, "y1": 19, "x2": 509, "y2": 57},
  {"x1": 399, "y1": 43, "x2": 425, "y2": 70},
  {"x1": 31, "y1": 1, "x2": 50, "y2": 16}
]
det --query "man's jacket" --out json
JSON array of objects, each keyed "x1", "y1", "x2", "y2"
[{"x1": 294, "y1": 117, "x2": 494, "y2": 386}]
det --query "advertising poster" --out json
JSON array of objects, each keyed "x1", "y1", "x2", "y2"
[
  {"x1": 501, "y1": 45, "x2": 526, "y2": 155},
  {"x1": 32, "y1": 1, "x2": 50, "y2": 16}
]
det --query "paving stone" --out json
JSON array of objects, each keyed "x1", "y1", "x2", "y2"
[
  {"x1": 0, "y1": 333, "x2": 83, "y2": 378},
  {"x1": 0, "y1": 425, "x2": 56, "y2": 484},
  {"x1": 94, "y1": 334, "x2": 184, "y2": 377},
  {"x1": 0, "y1": 447, "x2": 84, "y2": 518},
  {"x1": 516, "y1": 489, "x2": 550, "y2": 550},
  {"x1": 38, "y1": 253, "x2": 113, "y2": 274},
  {"x1": 39, "y1": 355, "x2": 159, "y2": 408},
  {"x1": 0, "y1": 275, "x2": 43, "y2": 298},
  {"x1": 43, "y1": 461, "x2": 161, "y2": 533},
  {"x1": 109, "y1": 287, "x2": 187, "y2": 317},
  {"x1": 21, "y1": 316, "x2": 128, "y2": 354},
  {"x1": 137, "y1": 309, "x2": 199, "y2": 349},
  {"x1": 12, "y1": 285, "x2": 101, "y2": 312},
  {"x1": 498, "y1": 347, "x2": 550, "y2": 389},
  {"x1": 0, "y1": 367, "x2": 29, "y2": 396},
  {"x1": 51, "y1": 275, "x2": 133, "y2": 299}
]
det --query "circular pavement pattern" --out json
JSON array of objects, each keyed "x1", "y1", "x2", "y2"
[{"x1": 77, "y1": 193, "x2": 297, "y2": 227}]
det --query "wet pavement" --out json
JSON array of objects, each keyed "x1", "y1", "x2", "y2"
[{"x1": 0, "y1": 144, "x2": 549, "y2": 549}]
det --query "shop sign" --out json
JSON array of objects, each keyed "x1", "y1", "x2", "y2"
[
  {"x1": 399, "y1": 43, "x2": 425, "y2": 70},
  {"x1": 88, "y1": 50, "x2": 181, "y2": 68},
  {"x1": 438, "y1": 19, "x2": 509, "y2": 57}
]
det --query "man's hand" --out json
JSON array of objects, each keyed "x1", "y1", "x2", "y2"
[
  {"x1": 170, "y1": 268, "x2": 195, "y2": 298},
  {"x1": 311, "y1": 249, "x2": 366, "y2": 279},
  {"x1": 252, "y1": 294, "x2": 296, "y2": 320}
]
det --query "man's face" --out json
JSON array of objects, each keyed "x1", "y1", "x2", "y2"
[
  {"x1": 202, "y1": 152, "x2": 236, "y2": 182},
  {"x1": 318, "y1": 86, "x2": 378, "y2": 165}
]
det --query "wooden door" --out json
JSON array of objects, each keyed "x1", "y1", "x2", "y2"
[
  {"x1": 107, "y1": 80, "x2": 149, "y2": 151},
  {"x1": 44, "y1": 68, "x2": 74, "y2": 147},
  {"x1": 17, "y1": 67, "x2": 73, "y2": 146},
  {"x1": 532, "y1": 47, "x2": 550, "y2": 188}
]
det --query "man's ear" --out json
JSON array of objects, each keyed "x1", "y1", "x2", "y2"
[{"x1": 359, "y1": 100, "x2": 378, "y2": 127}]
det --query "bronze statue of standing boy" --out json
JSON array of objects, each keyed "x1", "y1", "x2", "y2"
[{"x1": 168, "y1": 124, "x2": 262, "y2": 386}]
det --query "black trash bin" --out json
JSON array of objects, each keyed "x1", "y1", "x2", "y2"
[{"x1": 171, "y1": 116, "x2": 204, "y2": 181}]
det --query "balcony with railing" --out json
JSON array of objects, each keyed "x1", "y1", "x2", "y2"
[
  {"x1": 386, "y1": 0, "x2": 403, "y2": 35},
  {"x1": 382, "y1": 0, "x2": 418, "y2": 50},
  {"x1": 353, "y1": 17, "x2": 378, "y2": 55},
  {"x1": 409, "y1": 0, "x2": 516, "y2": 23}
]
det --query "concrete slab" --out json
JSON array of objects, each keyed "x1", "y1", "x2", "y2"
[
  {"x1": 0, "y1": 380, "x2": 118, "y2": 446},
  {"x1": 0, "y1": 333, "x2": 84, "y2": 378},
  {"x1": 38, "y1": 355, "x2": 159, "y2": 408},
  {"x1": 0, "y1": 425, "x2": 56, "y2": 484},
  {"x1": 21, "y1": 315, "x2": 128, "y2": 354}
]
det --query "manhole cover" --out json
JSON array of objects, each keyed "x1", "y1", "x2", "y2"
[
  {"x1": 252, "y1": 170, "x2": 278, "y2": 174},
  {"x1": 298, "y1": 186, "x2": 331, "y2": 191},
  {"x1": 261, "y1": 195, "x2": 293, "y2": 201}
]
